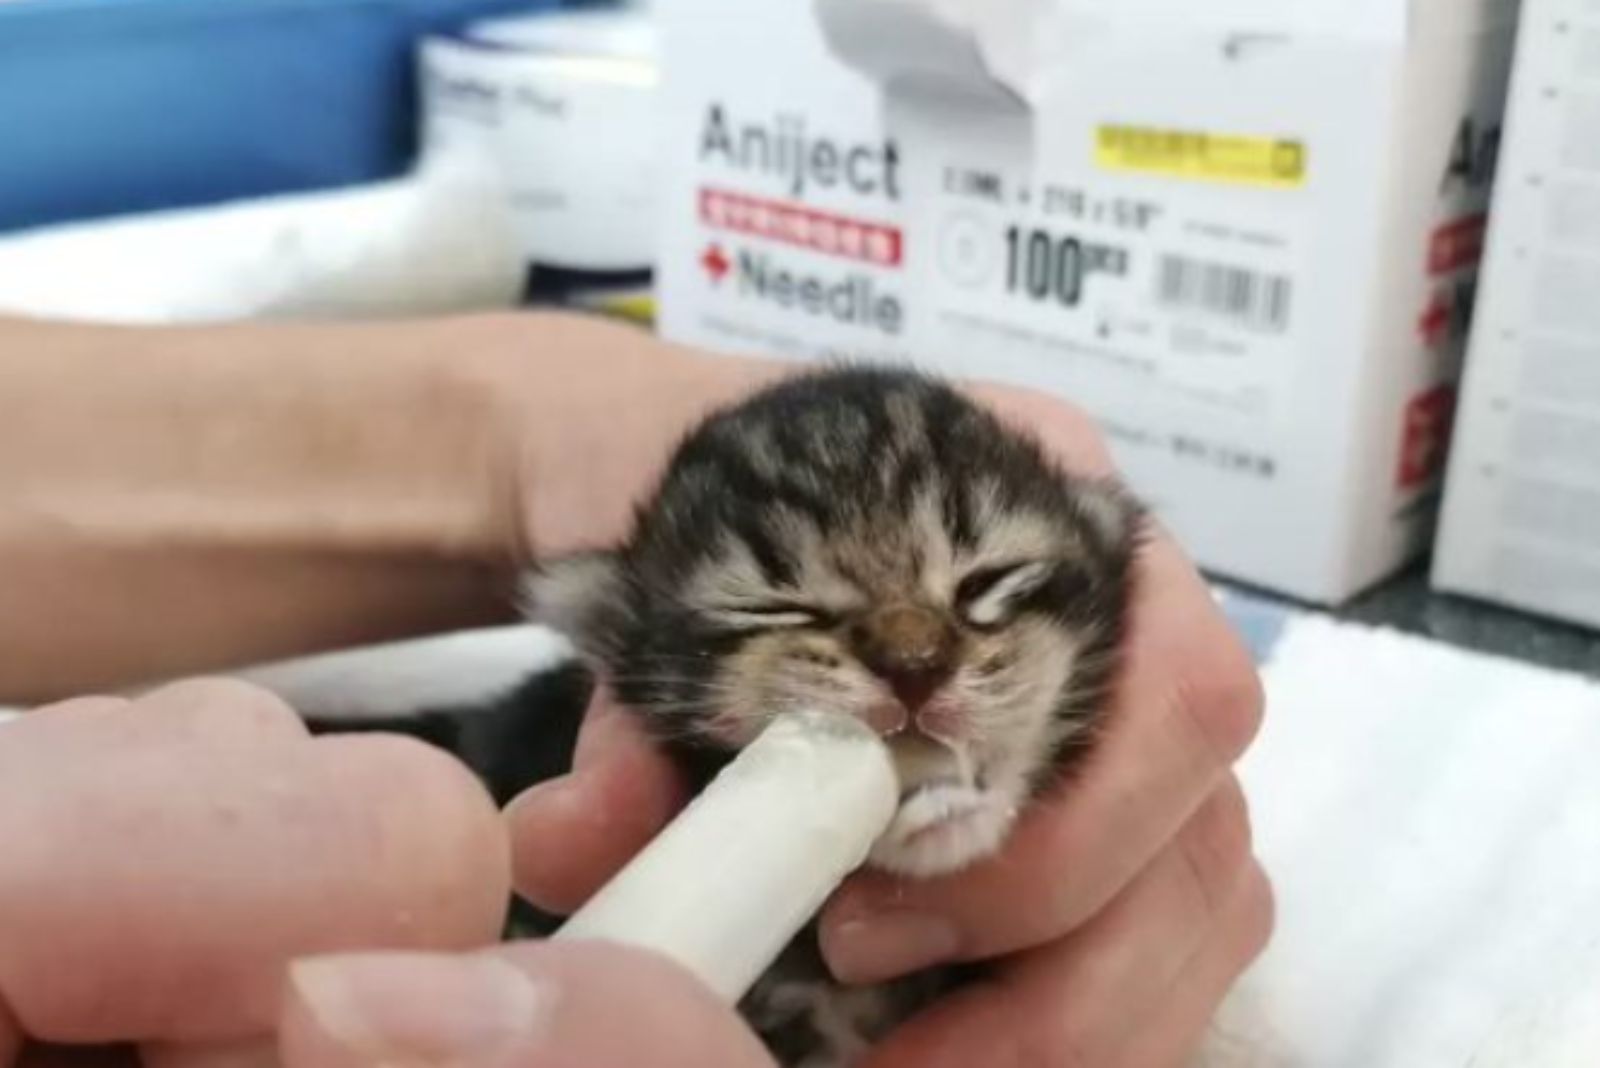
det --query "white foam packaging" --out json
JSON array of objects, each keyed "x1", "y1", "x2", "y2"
[
  {"x1": 654, "y1": 0, "x2": 1519, "y2": 603},
  {"x1": 1433, "y1": 0, "x2": 1600, "y2": 629}
]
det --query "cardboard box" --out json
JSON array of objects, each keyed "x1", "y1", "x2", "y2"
[
  {"x1": 654, "y1": 0, "x2": 1518, "y2": 603},
  {"x1": 1434, "y1": 0, "x2": 1600, "y2": 629}
]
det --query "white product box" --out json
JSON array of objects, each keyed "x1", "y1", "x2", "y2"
[
  {"x1": 1434, "y1": 0, "x2": 1600, "y2": 629},
  {"x1": 418, "y1": 11, "x2": 660, "y2": 314},
  {"x1": 654, "y1": 0, "x2": 1518, "y2": 603}
]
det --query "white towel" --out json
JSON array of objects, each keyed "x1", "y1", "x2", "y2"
[
  {"x1": 0, "y1": 165, "x2": 524, "y2": 324},
  {"x1": 1200, "y1": 614, "x2": 1600, "y2": 1067}
]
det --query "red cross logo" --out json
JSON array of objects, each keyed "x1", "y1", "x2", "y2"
[{"x1": 701, "y1": 244, "x2": 730, "y2": 285}]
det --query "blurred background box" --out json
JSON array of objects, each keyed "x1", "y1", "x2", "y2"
[
  {"x1": 418, "y1": 8, "x2": 658, "y2": 317},
  {"x1": 1434, "y1": 0, "x2": 1600, "y2": 628},
  {"x1": 0, "y1": 0, "x2": 586, "y2": 234}
]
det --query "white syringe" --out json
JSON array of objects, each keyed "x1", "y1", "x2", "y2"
[{"x1": 553, "y1": 711, "x2": 899, "y2": 1002}]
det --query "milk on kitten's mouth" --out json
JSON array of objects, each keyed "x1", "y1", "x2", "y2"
[
  {"x1": 872, "y1": 781, "x2": 1012, "y2": 876},
  {"x1": 869, "y1": 732, "x2": 1009, "y2": 875},
  {"x1": 892, "y1": 781, "x2": 985, "y2": 840}
]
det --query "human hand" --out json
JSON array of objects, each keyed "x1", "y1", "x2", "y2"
[
  {"x1": 279, "y1": 941, "x2": 774, "y2": 1068},
  {"x1": 505, "y1": 378, "x2": 1271, "y2": 1067},
  {"x1": 0, "y1": 679, "x2": 768, "y2": 1068}
]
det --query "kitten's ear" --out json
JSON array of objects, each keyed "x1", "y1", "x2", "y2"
[
  {"x1": 1071, "y1": 476, "x2": 1146, "y2": 553},
  {"x1": 520, "y1": 551, "x2": 627, "y2": 660}
]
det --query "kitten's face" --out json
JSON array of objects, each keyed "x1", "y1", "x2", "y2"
[
  {"x1": 684, "y1": 510, "x2": 1102, "y2": 877},
  {"x1": 530, "y1": 369, "x2": 1137, "y2": 879}
]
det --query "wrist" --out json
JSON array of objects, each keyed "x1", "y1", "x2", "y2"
[
  {"x1": 0, "y1": 315, "x2": 525, "y2": 699},
  {"x1": 454, "y1": 311, "x2": 786, "y2": 561}
]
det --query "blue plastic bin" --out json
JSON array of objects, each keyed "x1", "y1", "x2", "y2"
[{"x1": 0, "y1": 0, "x2": 586, "y2": 233}]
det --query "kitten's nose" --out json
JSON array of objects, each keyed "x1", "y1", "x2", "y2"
[{"x1": 851, "y1": 604, "x2": 958, "y2": 712}]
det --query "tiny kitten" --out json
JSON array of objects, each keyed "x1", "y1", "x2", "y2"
[{"x1": 525, "y1": 365, "x2": 1143, "y2": 1066}]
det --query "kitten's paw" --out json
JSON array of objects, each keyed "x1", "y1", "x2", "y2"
[{"x1": 870, "y1": 781, "x2": 1015, "y2": 877}]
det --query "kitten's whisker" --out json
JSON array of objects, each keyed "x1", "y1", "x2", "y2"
[
  {"x1": 603, "y1": 679, "x2": 742, "y2": 694},
  {"x1": 600, "y1": 675, "x2": 743, "y2": 692}
]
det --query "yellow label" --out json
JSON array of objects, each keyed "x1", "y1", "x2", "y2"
[
  {"x1": 589, "y1": 292, "x2": 657, "y2": 326},
  {"x1": 1095, "y1": 125, "x2": 1307, "y2": 188}
]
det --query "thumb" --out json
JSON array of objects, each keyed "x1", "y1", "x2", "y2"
[
  {"x1": 279, "y1": 942, "x2": 774, "y2": 1068},
  {"x1": 504, "y1": 689, "x2": 688, "y2": 914}
]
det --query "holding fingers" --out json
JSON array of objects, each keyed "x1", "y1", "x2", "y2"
[
  {"x1": 862, "y1": 779, "x2": 1268, "y2": 1068},
  {"x1": 0, "y1": 681, "x2": 510, "y2": 1060},
  {"x1": 280, "y1": 944, "x2": 775, "y2": 1068},
  {"x1": 820, "y1": 532, "x2": 1263, "y2": 982}
]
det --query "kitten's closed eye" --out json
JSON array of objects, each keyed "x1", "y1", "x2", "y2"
[
  {"x1": 956, "y1": 561, "x2": 1054, "y2": 628},
  {"x1": 706, "y1": 602, "x2": 836, "y2": 631}
]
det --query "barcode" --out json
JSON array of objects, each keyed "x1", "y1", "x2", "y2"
[{"x1": 1155, "y1": 255, "x2": 1292, "y2": 333}]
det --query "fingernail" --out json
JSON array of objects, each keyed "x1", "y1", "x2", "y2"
[
  {"x1": 290, "y1": 952, "x2": 549, "y2": 1064},
  {"x1": 822, "y1": 913, "x2": 961, "y2": 984}
]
